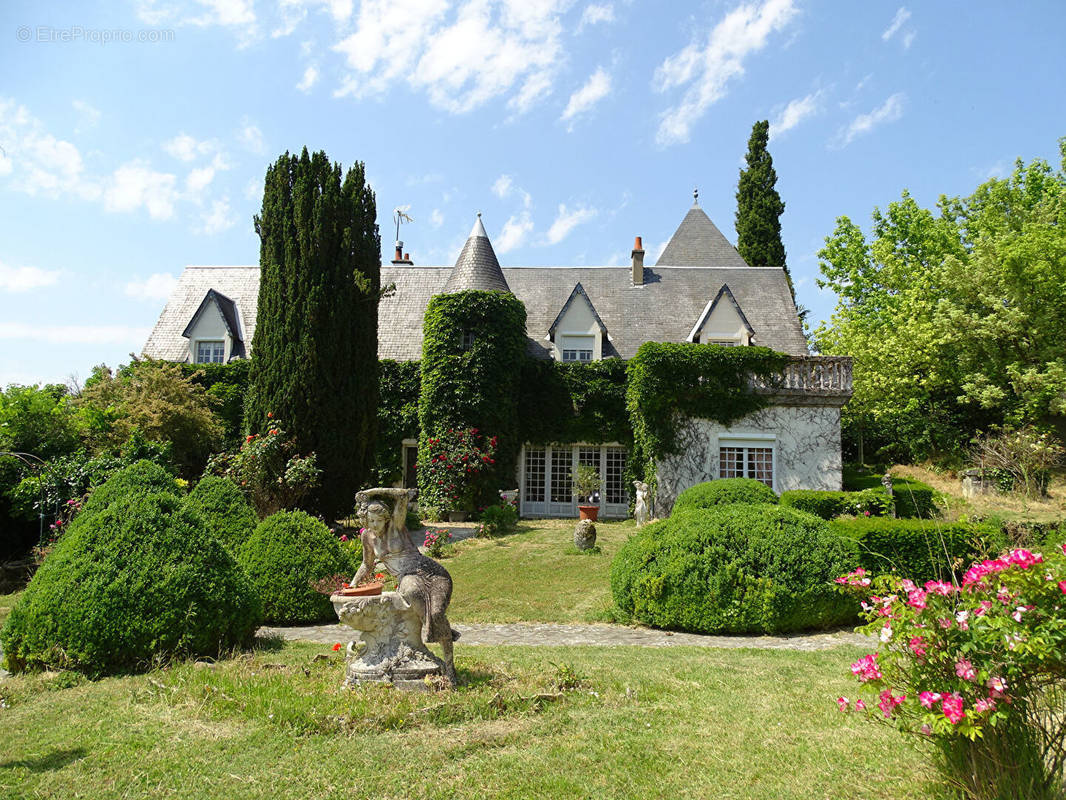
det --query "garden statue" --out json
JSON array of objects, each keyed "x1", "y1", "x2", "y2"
[
  {"x1": 881, "y1": 472, "x2": 896, "y2": 518},
  {"x1": 351, "y1": 487, "x2": 459, "y2": 685},
  {"x1": 633, "y1": 480, "x2": 652, "y2": 527}
]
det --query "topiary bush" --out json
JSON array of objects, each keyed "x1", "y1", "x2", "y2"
[
  {"x1": 183, "y1": 475, "x2": 259, "y2": 555},
  {"x1": 0, "y1": 491, "x2": 261, "y2": 676},
  {"x1": 672, "y1": 478, "x2": 778, "y2": 512},
  {"x1": 80, "y1": 459, "x2": 180, "y2": 517},
  {"x1": 610, "y1": 504, "x2": 858, "y2": 634},
  {"x1": 238, "y1": 510, "x2": 351, "y2": 624},
  {"x1": 779, "y1": 488, "x2": 890, "y2": 520},
  {"x1": 830, "y1": 518, "x2": 993, "y2": 584},
  {"x1": 890, "y1": 478, "x2": 939, "y2": 519}
]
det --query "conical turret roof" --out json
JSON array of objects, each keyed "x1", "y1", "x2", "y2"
[
  {"x1": 443, "y1": 214, "x2": 510, "y2": 293},
  {"x1": 656, "y1": 200, "x2": 750, "y2": 267}
]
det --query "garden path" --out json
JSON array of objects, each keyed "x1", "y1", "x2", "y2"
[{"x1": 259, "y1": 621, "x2": 873, "y2": 650}]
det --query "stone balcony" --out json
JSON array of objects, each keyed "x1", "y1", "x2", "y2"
[{"x1": 752, "y1": 355, "x2": 853, "y2": 406}]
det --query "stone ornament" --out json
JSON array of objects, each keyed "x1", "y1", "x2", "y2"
[
  {"x1": 331, "y1": 591, "x2": 446, "y2": 689},
  {"x1": 350, "y1": 487, "x2": 459, "y2": 685},
  {"x1": 633, "y1": 480, "x2": 652, "y2": 527},
  {"x1": 574, "y1": 519, "x2": 597, "y2": 550}
]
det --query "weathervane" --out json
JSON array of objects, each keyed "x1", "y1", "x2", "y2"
[{"x1": 693, "y1": 187, "x2": 699, "y2": 205}]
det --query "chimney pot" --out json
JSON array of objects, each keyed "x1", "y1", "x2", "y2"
[
  {"x1": 404, "y1": 253, "x2": 410, "y2": 261},
  {"x1": 634, "y1": 236, "x2": 643, "y2": 251}
]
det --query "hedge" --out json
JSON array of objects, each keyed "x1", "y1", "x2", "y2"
[
  {"x1": 830, "y1": 517, "x2": 994, "y2": 584},
  {"x1": 779, "y1": 488, "x2": 889, "y2": 520},
  {"x1": 238, "y1": 510, "x2": 350, "y2": 624},
  {"x1": 80, "y1": 459, "x2": 180, "y2": 517},
  {"x1": 673, "y1": 478, "x2": 778, "y2": 511},
  {"x1": 183, "y1": 475, "x2": 258, "y2": 555},
  {"x1": 841, "y1": 468, "x2": 940, "y2": 519},
  {"x1": 611, "y1": 504, "x2": 858, "y2": 634},
  {"x1": 1, "y1": 491, "x2": 261, "y2": 675}
]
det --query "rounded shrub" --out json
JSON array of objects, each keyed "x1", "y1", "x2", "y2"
[
  {"x1": 238, "y1": 510, "x2": 351, "y2": 624},
  {"x1": 672, "y1": 478, "x2": 778, "y2": 512},
  {"x1": 1, "y1": 491, "x2": 261, "y2": 676},
  {"x1": 610, "y1": 504, "x2": 858, "y2": 634},
  {"x1": 183, "y1": 475, "x2": 259, "y2": 555},
  {"x1": 81, "y1": 459, "x2": 180, "y2": 516}
]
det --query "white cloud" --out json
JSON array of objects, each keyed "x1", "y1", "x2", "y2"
[
  {"x1": 0, "y1": 98, "x2": 101, "y2": 201},
  {"x1": 560, "y1": 67, "x2": 611, "y2": 129},
  {"x1": 496, "y1": 211, "x2": 534, "y2": 253},
  {"x1": 104, "y1": 160, "x2": 179, "y2": 220},
  {"x1": 882, "y1": 7, "x2": 910, "y2": 41},
  {"x1": 839, "y1": 92, "x2": 905, "y2": 146},
  {"x1": 654, "y1": 0, "x2": 798, "y2": 147},
  {"x1": 72, "y1": 100, "x2": 101, "y2": 132},
  {"x1": 546, "y1": 203, "x2": 596, "y2": 245},
  {"x1": 238, "y1": 117, "x2": 267, "y2": 154},
  {"x1": 770, "y1": 90, "x2": 823, "y2": 139},
  {"x1": 333, "y1": 0, "x2": 568, "y2": 115},
  {"x1": 492, "y1": 174, "x2": 514, "y2": 198},
  {"x1": 137, "y1": 0, "x2": 256, "y2": 31},
  {"x1": 0, "y1": 260, "x2": 61, "y2": 292},
  {"x1": 198, "y1": 197, "x2": 238, "y2": 234},
  {"x1": 902, "y1": 30, "x2": 916, "y2": 49},
  {"x1": 297, "y1": 64, "x2": 320, "y2": 92},
  {"x1": 578, "y1": 3, "x2": 614, "y2": 30},
  {"x1": 245, "y1": 176, "x2": 264, "y2": 201},
  {"x1": 163, "y1": 133, "x2": 220, "y2": 162},
  {"x1": 0, "y1": 321, "x2": 151, "y2": 345},
  {"x1": 125, "y1": 272, "x2": 179, "y2": 301},
  {"x1": 430, "y1": 208, "x2": 445, "y2": 228}
]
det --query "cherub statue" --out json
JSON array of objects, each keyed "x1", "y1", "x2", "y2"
[{"x1": 351, "y1": 488, "x2": 459, "y2": 685}]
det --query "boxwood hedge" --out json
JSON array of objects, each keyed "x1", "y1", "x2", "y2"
[
  {"x1": 1, "y1": 490, "x2": 261, "y2": 675},
  {"x1": 779, "y1": 488, "x2": 889, "y2": 520},
  {"x1": 610, "y1": 504, "x2": 858, "y2": 634},
  {"x1": 672, "y1": 478, "x2": 778, "y2": 512},
  {"x1": 238, "y1": 510, "x2": 350, "y2": 624},
  {"x1": 183, "y1": 475, "x2": 258, "y2": 555}
]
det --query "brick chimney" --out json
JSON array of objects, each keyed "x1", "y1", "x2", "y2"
[
  {"x1": 631, "y1": 236, "x2": 645, "y2": 285},
  {"x1": 391, "y1": 241, "x2": 413, "y2": 265}
]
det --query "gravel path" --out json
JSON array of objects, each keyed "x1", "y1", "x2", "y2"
[{"x1": 259, "y1": 621, "x2": 873, "y2": 651}]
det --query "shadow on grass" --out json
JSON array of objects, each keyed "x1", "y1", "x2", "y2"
[
  {"x1": 0, "y1": 747, "x2": 87, "y2": 773},
  {"x1": 456, "y1": 666, "x2": 499, "y2": 689}
]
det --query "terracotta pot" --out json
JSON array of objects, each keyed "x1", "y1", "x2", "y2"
[
  {"x1": 336, "y1": 582, "x2": 383, "y2": 597},
  {"x1": 447, "y1": 511, "x2": 469, "y2": 522},
  {"x1": 578, "y1": 505, "x2": 599, "y2": 522}
]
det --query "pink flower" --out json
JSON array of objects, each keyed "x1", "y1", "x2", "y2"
[
  {"x1": 987, "y1": 676, "x2": 1008, "y2": 697},
  {"x1": 1059, "y1": 581, "x2": 1066, "y2": 595},
  {"x1": 1007, "y1": 549, "x2": 1043, "y2": 569},
  {"x1": 955, "y1": 610, "x2": 970, "y2": 631},
  {"x1": 938, "y1": 617, "x2": 954, "y2": 629},
  {"x1": 942, "y1": 693, "x2": 965, "y2": 724},
  {"x1": 973, "y1": 698, "x2": 996, "y2": 715},
  {"x1": 339, "y1": 534, "x2": 348, "y2": 542},
  {"x1": 880, "y1": 624, "x2": 893, "y2": 643},
  {"x1": 901, "y1": 579, "x2": 917, "y2": 593},
  {"x1": 1012, "y1": 605, "x2": 1034, "y2": 623},
  {"x1": 919, "y1": 691, "x2": 942, "y2": 709},
  {"x1": 924, "y1": 580, "x2": 955, "y2": 596},
  {"x1": 906, "y1": 589, "x2": 928, "y2": 610},
  {"x1": 855, "y1": 699, "x2": 866, "y2": 711},
  {"x1": 908, "y1": 636, "x2": 927, "y2": 658},
  {"x1": 974, "y1": 600, "x2": 994, "y2": 617},
  {"x1": 920, "y1": 724, "x2": 932, "y2": 735},
  {"x1": 878, "y1": 689, "x2": 906, "y2": 719},
  {"x1": 837, "y1": 697, "x2": 850, "y2": 712},
  {"x1": 955, "y1": 660, "x2": 977, "y2": 681},
  {"x1": 850, "y1": 653, "x2": 882, "y2": 682}
]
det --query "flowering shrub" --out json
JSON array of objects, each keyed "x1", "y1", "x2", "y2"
[
  {"x1": 417, "y1": 428, "x2": 497, "y2": 512},
  {"x1": 205, "y1": 418, "x2": 319, "y2": 518},
  {"x1": 836, "y1": 546, "x2": 1066, "y2": 799},
  {"x1": 479, "y1": 501, "x2": 518, "y2": 537},
  {"x1": 422, "y1": 528, "x2": 452, "y2": 558}
]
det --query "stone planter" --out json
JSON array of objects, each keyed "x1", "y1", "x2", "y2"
[
  {"x1": 577, "y1": 504, "x2": 599, "y2": 522},
  {"x1": 337, "y1": 582, "x2": 383, "y2": 597},
  {"x1": 331, "y1": 591, "x2": 445, "y2": 690}
]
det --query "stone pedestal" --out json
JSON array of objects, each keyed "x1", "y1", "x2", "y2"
[
  {"x1": 331, "y1": 591, "x2": 444, "y2": 690},
  {"x1": 574, "y1": 519, "x2": 597, "y2": 550}
]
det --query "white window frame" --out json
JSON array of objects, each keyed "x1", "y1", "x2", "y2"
[
  {"x1": 518, "y1": 443, "x2": 628, "y2": 519},
  {"x1": 717, "y1": 433, "x2": 776, "y2": 491},
  {"x1": 195, "y1": 339, "x2": 226, "y2": 364},
  {"x1": 559, "y1": 333, "x2": 595, "y2": 363}
]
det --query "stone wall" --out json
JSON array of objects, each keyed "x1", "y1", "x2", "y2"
[{"x1": 655, "y1": 405, "x2": 842, "y2": 515}]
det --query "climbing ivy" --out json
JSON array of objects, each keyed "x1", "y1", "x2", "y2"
[
  {"x1": 370, "y1": 360, "x2": 421, "y2": 486},
  {"x1": 518, "y1": 358, "x2": 630, "y2": 446},
  {"x1": 626, "y1": 342, "x2": 789, "y2": 480},
  {"x1": 417, "y1": 290, "x2": 527, "y2": 508}
]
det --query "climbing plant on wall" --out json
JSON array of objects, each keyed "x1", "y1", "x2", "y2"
[
  {"x1": 518, "y1": 358, "x2": 631, "y2": 446},
  {"x1": 626, "y1": 342, "x2": 789, "y2": 482},
  {"x1": 417, "y1": 290, "x2": 527, "y2": 508}
]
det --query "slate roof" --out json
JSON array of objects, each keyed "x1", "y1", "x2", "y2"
[
  {"x1": 143, "y1": 267, "x2": 260, "y2": 362},
  {"x1": 656, "y1": 203, "x2": 750, "y2": 268},
  {"x1": 442, "y1": 215, "x2": 510, "y2": 293}
]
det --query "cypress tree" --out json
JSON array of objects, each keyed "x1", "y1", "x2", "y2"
[
  {"x1": 245, "y1": 148, "x2": 380, "y2": 521},
  {"x1": 735, "y1": 120, "x2": 791, "y2": 295}
]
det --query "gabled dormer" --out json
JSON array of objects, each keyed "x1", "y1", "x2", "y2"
[
  {"x1": 687, "y1": 284, "x2": 755, "y2": 346},
  {"x1": 548, "y1": 282, "x2": 608, "y2": 362},
  {"x1": 182, "y1": 288, "x2": 244, "y2": 363}
]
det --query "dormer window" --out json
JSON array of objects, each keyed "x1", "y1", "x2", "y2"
[
  {"x1": 561, "y1": 335, "x2": 594, "y2": 362},
  {"x1": 687, "y1": 284, "x2": 755, "y2": 347},
  {"x1": 548, "y1": 283, "x2": 608, "y2": 363},
  {"x1": 196, "y1": 340, "x2": 225, "y2": 363}
]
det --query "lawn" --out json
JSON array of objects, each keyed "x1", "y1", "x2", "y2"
[
  {"x1": 0, "y1": 640, "x2": 942, "y2": 800},
  {"x1": 442, "y1": 518, "x2": 633, "y2": 624}
]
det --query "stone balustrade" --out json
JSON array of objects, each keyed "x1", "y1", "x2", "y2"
[{"x1": 752, "y1": 355, "x2": 853, "y2": 405}]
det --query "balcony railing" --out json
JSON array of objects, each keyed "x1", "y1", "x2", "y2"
[{"x1": 752, "y1": 355, "x2": 853, "y2": 401}]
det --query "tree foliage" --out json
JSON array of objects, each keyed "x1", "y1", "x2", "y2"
[
  {"x1": 244, "y1": 148, "x2": 381, "y2": 520},
  {"x1": 816, "y1": 138, "x2": 1066, "y2": 461},
  {"x1": 736, "y1": 120, "x2": 789, "y2": 291}
]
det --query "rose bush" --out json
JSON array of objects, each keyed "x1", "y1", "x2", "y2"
[
  {"x1": 417, "y1": 428, "x2": 497, "y2": 513},
  {"x1": 836, "y1": 545, "x2": 1066, "y2": 800}
]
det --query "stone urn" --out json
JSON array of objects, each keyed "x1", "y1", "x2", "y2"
[
  {"x1": 573, "y1": 519, "x2": 597, "y2": 550},
  {"x1": 331, "y1": 591, "x2": 445, "y2": 690}
]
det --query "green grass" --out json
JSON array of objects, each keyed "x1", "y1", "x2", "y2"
[
  {"x1": 442, "y1": 518, "x2": 633, "y2": 624},
  {"x1": 0, "y1": 640, "x2": 943, "y2": 800}
]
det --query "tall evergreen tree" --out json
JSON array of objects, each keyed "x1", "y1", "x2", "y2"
[
  {"x1": 736, "y1": 120, "x2": 791, "y2": 295},
  {"x1": 245, "y1": 148, "x2": 380, "y2": 521}
]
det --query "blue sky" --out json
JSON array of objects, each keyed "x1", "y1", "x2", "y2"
[{"x1": 1, "y1": 0, "x2": 1064, "y2": 386}]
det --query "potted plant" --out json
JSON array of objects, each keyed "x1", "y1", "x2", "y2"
[{"x1": 572, "y1": 464, "x2": 601, "y2": 521}]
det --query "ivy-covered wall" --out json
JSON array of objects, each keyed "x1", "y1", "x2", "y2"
[
  {"x1": 518, "y1": 358, "x2": 630, "y2": 446},
  {"x1": 370, "y1": 360, "x2": 420, "y2": 486},
  {"x1": 417, "y1": 290, "x2": 528, "y2": 508}
]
